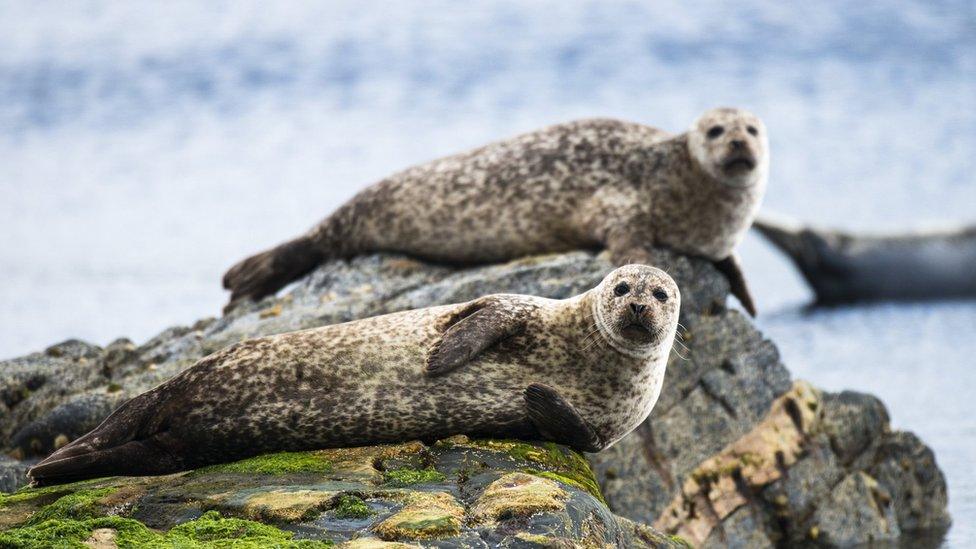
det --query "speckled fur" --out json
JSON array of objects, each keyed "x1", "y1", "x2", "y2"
[
  {"x1": 29, "y1": 266, "x2": 679, "y2": 482},
  {"x1": 223, "y1": 108, "x2": 768, "y2": 306}
]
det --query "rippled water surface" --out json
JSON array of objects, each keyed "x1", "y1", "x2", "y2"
[{"x1": 1, "y1": 2, "x2": 974, "y2": 545}]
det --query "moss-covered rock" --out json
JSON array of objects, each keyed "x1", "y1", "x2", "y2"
[
  {"x1": 470, "y1": 473, "x2": 568, "y2": 522},
  {"x1": 381, "y1": 468, "x2": 445, "y2": 487},
  {"x1": 372, "y1": 492, "x2": 464, "y2": 541},
  {"x1": 0, "y1": 510, "x2": 334, "y2": 548},
  {"x1": 242, "y1": 489, "x2": 336, "y2": 522},
  {"x1": 332, "y1": 495, "x2": 374, "y2": 520},
  {"x1": 463, "y1": 438, "x2": 607, "y2": 504},
  {"x1": 197, "y1": 451, "x2": 333, "y2": 475},
  {"x1": 0, "y1": 439, "x2": 680, "y2": 547}
]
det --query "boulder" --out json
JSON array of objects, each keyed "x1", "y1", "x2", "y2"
[{"x1": 0, "y1": 250, "x2": 950, "y2": 546}]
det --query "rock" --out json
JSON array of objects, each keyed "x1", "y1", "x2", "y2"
[
  {"x1": 820, "y1": 391, "x2": 889, "y2": 465},
  {"x1": 809, "y1": 472, "x2": 900, "y2": 546},
  {"x1": 868, "y1": 431, "x2": 951, "y2": 532},
  {"x1": 0, "y1": 439, "x2": 683, "y2": 547},
  {"x1": 10, "y1": 393, "x2": 124, "y2": 458},
  {"x1": 0, "y1": 457, "x2": 30, "y2": 494},
  {"x1": 0, "y1": 249, "x2": 951, "y2": 546},
  {"x1": 470, "y1": 473, "x2": 569, "y2": 522},
  {"x1": 373, "y1": 492, "x2": 465, "y2": 541},
  {"x1": 0, "y1": 339, "x2": 105, "y2": 452},
  {"x1": 653, "y1": 381, "x2": 821, "y2": 545},
  {"x1": 84, "y1": 527, "x2": 118, "y2": 549}
]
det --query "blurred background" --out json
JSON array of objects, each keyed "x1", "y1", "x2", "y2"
[{"x1": 1, "y1": 1, "x2": 974, "y2": 545}]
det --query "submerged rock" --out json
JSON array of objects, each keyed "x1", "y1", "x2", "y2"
[{"x1": 0, "y1": 249, "x2": 950, "y2": 546}]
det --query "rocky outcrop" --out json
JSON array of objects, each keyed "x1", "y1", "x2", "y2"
[
  {"x1": 0, "y1": 437, "x2": 686, "y2": 547},
  {"x1": 0, "y1": 250, "x2": 950, "y2": 546}
]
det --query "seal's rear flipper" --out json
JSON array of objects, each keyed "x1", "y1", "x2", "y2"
[
  {"x1": 524, "y1": 383, "x2": 603, "y2": 453},
  {"x1": 222, "y1": 236, "x2": 326, "y2": 313},
  {"x1": 753, "y1": 218, "x2": 806, "y2": 259},
  {"x1": 28, "y1": 436, "x2": 182, "y2": 486},
  {"x1": 713, "y1": 254, "x2": 757, "y2": 317}
]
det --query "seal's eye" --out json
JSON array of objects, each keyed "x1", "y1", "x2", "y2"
[
  {"x1": 707, "y1": 126, "x2": 724, "y2": 139},
  {"x1": 652, "y1": 289, "x2": 668, "y2": 302},
  {"x1": 747, "y1": 125, "x2": 758, "y2": 136},
  {"x1": 613, "y1": 282, "x2": 630, "y2": 297}
]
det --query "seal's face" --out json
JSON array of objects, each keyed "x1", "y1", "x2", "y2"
[
  {"x1": 688, "y1": 107, "x2": 769, "y2": 189},
  {"x1": 591, "y1": 264, "x2": 680, "y2": 357}
]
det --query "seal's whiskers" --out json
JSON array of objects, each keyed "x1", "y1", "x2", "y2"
[{"x1": 670, "y1": 346, "x2": 689, "y2": 361}]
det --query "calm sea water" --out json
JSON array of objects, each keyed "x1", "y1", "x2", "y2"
[{"x1": 1, "y1": 2, "x2": 974, "y2": 545}]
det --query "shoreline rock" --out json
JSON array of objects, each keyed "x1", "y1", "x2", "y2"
[
  {"x1": 0, "y1": 438, "x2": 686, "y2": 547},
  {"x1": 0, "y1": 250, "x2": 950, "y2": 546}
]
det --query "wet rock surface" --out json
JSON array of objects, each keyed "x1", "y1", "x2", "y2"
[
  {"x1": 0, "y1": 249, "x2": 950, "y2": 546},
  {"x1": 0, "y1": 438, "x2": 684, "y2": 547}
]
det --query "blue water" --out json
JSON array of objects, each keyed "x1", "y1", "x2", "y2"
[{"x1": 1, "y1": 2, "x2": 974, "y2": 545}]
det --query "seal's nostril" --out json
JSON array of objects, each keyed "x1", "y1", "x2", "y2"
[
  {"x1": 731, "y1": 139, "x2": 745, "y2": 150},
  {"x1": 630, "y1": 303, "x2": 646, "y2": 315}
]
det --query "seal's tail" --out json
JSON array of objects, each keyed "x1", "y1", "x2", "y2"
[{"x1": 222, "y1": 235, "x2": 326, "y2": 313}]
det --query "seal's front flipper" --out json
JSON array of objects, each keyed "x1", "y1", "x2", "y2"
[
  {"x1": 714, "y1": 254, "x2": 757, "y2": 317},
  {"x1": 425, "y1": 300, "x2": 525, "y2": 377},
  {"x1": 524, "y1": 383, "x2": 602, "y2": 453}
]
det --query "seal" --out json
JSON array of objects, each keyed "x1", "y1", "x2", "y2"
[
  {"x1": 755, "y1": 216, "x2": 976, "y2": 305},
  {"x1": 223, "y1": 108, "x2": 767, "y2": 315},
  {"x1": 28, "y1": 265, "x2": 680, "y2": 486}
]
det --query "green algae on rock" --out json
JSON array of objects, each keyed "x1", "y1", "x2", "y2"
[
  {"x1": 372, "y1": 492, "x2": 464, "y2": 541},
  {"x1": 195, "y1": 451, "x2": 333, "y2": 475},
  {"x1": 241, "y1": 489, "x2": 336, "y2": 522},
  {"x1": 381, "y1": 468, "x2": 445, "y2": 487},
  {"x1": 466, "y1": 439, "x2": 606, "y2": 504},
  {"x1": 22, "y1": 487, "x2": 118, "y2": 525},
  {"x1": 0, "y1": 439, "x2": 682, "y2": 547},
  {"x1": 0, "y1": 511, "x2": 334, "y2": 548},
  {"x1": 470, "y1": 473, "x2": 568, "y2": 522},
  {"x1": 332, "y1": 495, "x2": 374, "y2": 519}
]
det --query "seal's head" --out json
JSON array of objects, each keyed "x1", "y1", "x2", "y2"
[
  {"x1": 688, "y1": 107, "x2": 769, "y2": 188},
  {"x1": 591, "y1": 264, "x2": 680, "y2": 358}
]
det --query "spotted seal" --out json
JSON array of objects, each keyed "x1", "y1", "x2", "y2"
[
  {"x1": 223, "y1": 108, "x2": 767, "y2": 314},
  {"x1": 755, "y1": 216, "x2": 976, "y2": 305},
  {"x1": 28, "y1": 265, "x2": 679, "y2": 486}
]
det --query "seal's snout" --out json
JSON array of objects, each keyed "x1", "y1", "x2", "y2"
[
  {"x1": 621, "y1": 303, "x2": 656, "y2": 341},
  {"x1": 722, "y1": 150, "x2": 756, "y2": 176}
]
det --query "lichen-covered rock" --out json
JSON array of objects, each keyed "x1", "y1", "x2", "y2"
[
  {"x1": 0, "y1": 249, "x2": 951, "y2": 546},
  {"x1": 0, "y1": 439, "x2": 682, "y2": 547}
]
